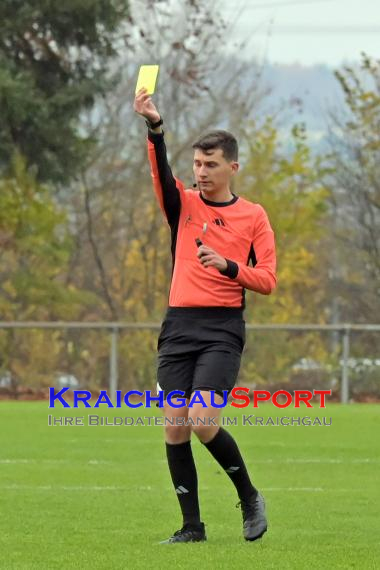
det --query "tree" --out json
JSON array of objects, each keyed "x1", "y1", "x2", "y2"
[
  {"x1": 236, "y1": 120, "x2": 330, "y2": 383},
  {"x1": 0, "y1": 0, "x2": 130, "y2": 183},
  {"x1": 0, "y1": 154, "x2": 97, "y2": 389},
  {"x1": 327, "y1": 54, "x2": 380, "y2": 324}
]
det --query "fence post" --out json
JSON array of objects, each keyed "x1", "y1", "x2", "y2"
[
  {"x1": 109, "y1": 327, "x2": 118, "y2": 397},
  {"x1": 341, "y1": 325, "x2": 350, "y2": 404}
]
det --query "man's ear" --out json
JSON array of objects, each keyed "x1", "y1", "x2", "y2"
[{"x1": 231, "y1": 162, "x2": 239, "y2": 175}]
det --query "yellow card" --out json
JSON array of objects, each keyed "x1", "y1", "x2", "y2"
[{"x1": 135, "y1": 65, "x2": 159, "y2": 95}]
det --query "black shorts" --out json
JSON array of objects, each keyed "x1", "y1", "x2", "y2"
[{"x1": 156, "y1": 307, "x2": 245, "y2": 399}]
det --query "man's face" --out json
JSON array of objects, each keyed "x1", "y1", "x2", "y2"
[{"x1": 193, "y1": 148, "x2": 239, "y2": 195}]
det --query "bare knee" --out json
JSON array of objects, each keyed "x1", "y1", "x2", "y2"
[
  {"x1": 165, "y1": 423, "x2": 191, "y2": 444},
  {"x1": 191, "y1": 422, "x2": 218, "y2": 444}
]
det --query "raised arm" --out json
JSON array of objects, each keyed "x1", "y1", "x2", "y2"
[{"x1": 134, "y1": 88, "x2": 183, "y2": 227}]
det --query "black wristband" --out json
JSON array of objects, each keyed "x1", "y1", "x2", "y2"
[
  {"x1": 219, "y1": 259, "x2": 239, "y2": 279},
  {"x1": 145, "y1": 116, "x2": 163, "y2": 129}
]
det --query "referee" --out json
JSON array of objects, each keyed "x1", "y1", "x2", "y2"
[{"x1": 134, "y1": 88, "x2": 277, "y2": 544}]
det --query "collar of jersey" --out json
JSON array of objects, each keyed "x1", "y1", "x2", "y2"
[{"x1": 199, "y1": 192, "x2": 239, "y2": 207}]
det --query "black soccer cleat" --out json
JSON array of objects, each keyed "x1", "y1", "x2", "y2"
[
  {"x1": 237, "y1": 491, "x2": 268, "y2": 541},
  {"x1": 159, "y1": 522, "x2": 207, "y2": 544}
]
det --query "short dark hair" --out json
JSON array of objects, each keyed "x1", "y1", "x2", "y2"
[{"x1": 192, "y1": 130, "x2": 238, "y2": 162}]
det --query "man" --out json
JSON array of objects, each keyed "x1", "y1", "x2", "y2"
[{"x1": 133, "y1": 88, "x2": 276, "y2": 544}]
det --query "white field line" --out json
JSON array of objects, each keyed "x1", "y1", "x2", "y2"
[
  {"x1": 0, "y1": 484, "x2": 127, "y2": 491},
  {"x1": 253, "y1": 458, "x2": 380, "y2": 464},
  {"x1": 0, "y1": 459, "x2": 111, "y2": 465},
  {"x1": 1, "y1": 457, "x2": 379, "y2": 465},
  {"x1": 0, "y1": 484, "x2": 365, "y2": 493},
  {"x1": 68, "y1": 439, "x2": 288, "y2": 447}
]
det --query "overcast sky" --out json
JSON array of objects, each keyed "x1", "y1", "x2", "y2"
[{"x1": 221, "y1": 0, "x2": 380, "y2": 66}]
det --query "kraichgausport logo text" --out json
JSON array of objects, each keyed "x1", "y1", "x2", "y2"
[{"x1": 49, "y1": 388, "x2": 331, "y2": 409}]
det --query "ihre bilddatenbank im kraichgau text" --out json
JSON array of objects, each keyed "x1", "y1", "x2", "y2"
[{"x1": 47, "y1": 387, "x2": 333, "y2": 427}]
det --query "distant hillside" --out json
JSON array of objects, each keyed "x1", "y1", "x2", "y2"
[{"x1": 261, "y1": 62, "x2": 345, "y2": 149}]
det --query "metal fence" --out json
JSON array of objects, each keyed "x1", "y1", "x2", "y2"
[{"x1": 0, "y1": 322, "x2": 379, "y2": 403}]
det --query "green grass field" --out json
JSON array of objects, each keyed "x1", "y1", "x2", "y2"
[{"x1": 0, "y1": 402, "x2": 379, "y2": 569}]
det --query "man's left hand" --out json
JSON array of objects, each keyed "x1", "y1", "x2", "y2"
[{"x1": 197, "y1": 245, "x2": 227, "y2": 271}]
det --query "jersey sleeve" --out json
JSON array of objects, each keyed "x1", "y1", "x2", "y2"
[
  {"x1": 147, "y1": 130, "x2": 185, "y2": 228},
  {"x1": 220, "y1": 205, "x2": 277, "y2": 295}
]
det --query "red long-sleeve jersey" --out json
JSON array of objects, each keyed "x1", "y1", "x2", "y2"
[{"x1": 147, "y1": 130, "x2": 277, "y2": 309}]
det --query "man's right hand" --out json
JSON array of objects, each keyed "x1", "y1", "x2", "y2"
[{"x1": 134, "y1": 88, "x2": 161, "y2": 123}]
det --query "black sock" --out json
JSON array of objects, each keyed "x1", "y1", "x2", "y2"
[
  {"x1": 203, "y1": 428, "x2": 257, "y2": 502},
  {"x1": 166, "y1": 441, "x2": 201, "y2": 527}
]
